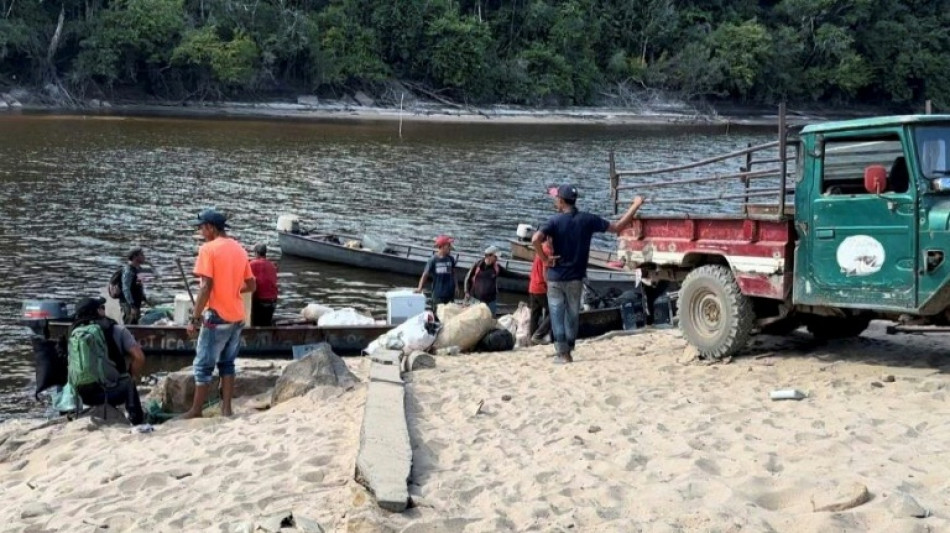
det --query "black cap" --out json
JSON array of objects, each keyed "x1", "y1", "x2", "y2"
[
  {"x1": 193, "y1": 209, "x2": 229, "y2": 230},
  {"x1": 253, "y1": 243, "x2": 267, "y2": 256},
  {"x1": 75, "y1": 296, "x2": 106, "y2": 319}
]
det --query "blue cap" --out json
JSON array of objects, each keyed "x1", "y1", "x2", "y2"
[
  {"x1": 548, "y1": 184, "x2": 578, "y2": 201},
  {"x1": 194, "y1": 209, "x2": 229, "y2": 230}
]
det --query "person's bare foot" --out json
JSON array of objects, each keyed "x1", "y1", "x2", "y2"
[{"x1": 178, "y1": 409, "x2": 203, "y2": 420}]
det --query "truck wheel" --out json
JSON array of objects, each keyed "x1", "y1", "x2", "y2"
[
  {"x1": 804, "y1": 316, "x2": 871, "y2": 340},
  {"x1": 678, "y1": 265, "x2": 755, "y2": 359}
]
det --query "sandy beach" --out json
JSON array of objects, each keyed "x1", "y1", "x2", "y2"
[
  {"x1": 404, "y1": 324, "x2": 950, "y2": 532},
  {"x1": 2, "y1": 323, "x2": 950, "y2": 532}
]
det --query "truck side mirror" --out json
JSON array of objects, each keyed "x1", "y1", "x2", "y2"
[{"x1": 864, "y1": 165, "x2": 888, "y2": 194}]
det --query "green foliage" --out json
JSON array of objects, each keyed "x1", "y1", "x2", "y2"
[
  {"x1": 172, "y1": 26, "x2": 259, "y2": 85},
  {"x1": 2, "y1": 0, "x2": 949, "y2": 108}
]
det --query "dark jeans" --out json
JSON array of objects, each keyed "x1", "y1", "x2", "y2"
[
  {"x1": 529, "y1": 293, "x2": 550, "y2": 339},
  {"x1": 251, "y1": 299, "x2": 276, "y2": 327},
  {"x1": 77, "y1": 376, "x2": 144, "y2": 425},
  {"x1": 548, "y1": 280, "x2": 584, "y2": 356},
  {"x1": 120, "y1": 302, "x2": 141, "y2": 325}
]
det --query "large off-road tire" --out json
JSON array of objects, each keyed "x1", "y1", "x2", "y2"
[
  {"x1": 678, "y1": 265, "x2": 755, "y2": 359},
  {"x1": 803, "y1": 315, "x2": 871, "y2": 340}
]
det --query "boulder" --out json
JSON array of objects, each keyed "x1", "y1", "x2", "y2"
[
  {"x1": 0, "y1": 100, "x2": 8, "y2": 110},
  {"x1": 353, "y1": 91, "x2": 375, "y2": 107},
  {"x1": 272, "y1": 343, "x2": 357, "y2": 405},
  {"x1": 150, "y1": 368, "x2": 278, "y2": 413},
  {"x1": 297, "y1": 95, "x2": 320, "y2": 106}
]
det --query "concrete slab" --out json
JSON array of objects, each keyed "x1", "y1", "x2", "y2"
[
  {"x1": 369, "y1": 349, "x2": 401, "y2": 366},
  {"x1": 369, "y1": 363, "x2": 403, "y2": 384},
  {"x1": 356, "y1": 379, "x2": 411, "y2": 512}
]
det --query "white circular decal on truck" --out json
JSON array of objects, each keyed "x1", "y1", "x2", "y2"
[{"x1": 836, "y1": 235, "x2": 885, "y2": 276}]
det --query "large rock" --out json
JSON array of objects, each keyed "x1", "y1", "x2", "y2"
[
  {"x1": 151, "y1": 368, "x2": 278, "y2": 413},
  {"x1": 272, "y1": 344, "x2": 356, "y2": 405}
]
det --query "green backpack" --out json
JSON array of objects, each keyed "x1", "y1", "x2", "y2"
[{"x1": 67, "y1": 324, "x2": 112, "y2": 388}]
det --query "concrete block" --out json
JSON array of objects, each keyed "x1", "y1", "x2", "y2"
[
  {"x1": 370, "y1": 349, "x2": 401, "y2": 366},
  {"x1": 369, "y1": 363, "x2": 403, "y2": 384},
  {"x1": 356, "y1": 381, "x2": 411, "y2": 512}
]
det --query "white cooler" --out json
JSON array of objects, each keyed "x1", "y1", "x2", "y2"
[{"x1": 386, "y1": 290, "x2": 426, "y2": 325}]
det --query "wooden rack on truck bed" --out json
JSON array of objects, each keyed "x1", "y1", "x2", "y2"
[{"x1": 609, "y1": 104, "x2": 798, "y2": 217}]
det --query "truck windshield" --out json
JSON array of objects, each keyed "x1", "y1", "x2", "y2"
[{"x1": 914, "y1": 126, "x2": 950, "y2": 179}]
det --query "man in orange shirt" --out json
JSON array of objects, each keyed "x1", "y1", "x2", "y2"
[{"x1": 182, "y1": 209, "x2": 256, "y2": 419}]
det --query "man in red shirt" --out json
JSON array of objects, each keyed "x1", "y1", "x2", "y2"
[
  {"x1": 528, "y1": 236, "x2": 553, "y2": 343},
  {"x1": 249, "y1": 243, "x2": 279, "y2": 327}
]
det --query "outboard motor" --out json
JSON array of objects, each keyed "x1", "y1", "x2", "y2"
[
  {"x1": 516, "y1": 223, "x2": 535, "y2": 243},
  {"x1": 21, "y1": 300, "x2": 69, "y2": 336}
]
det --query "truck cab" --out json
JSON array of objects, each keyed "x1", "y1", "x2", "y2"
[
  {"x1": 612, "y1": 112, "x2": 950, "y2": 358},
  {"x1": 794, "y1": 116, "x2": 950, "y2": 316}
]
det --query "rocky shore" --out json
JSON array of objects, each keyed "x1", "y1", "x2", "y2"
[{"x1": 0, "y1": 87, "x2": 893, "y2": 129}]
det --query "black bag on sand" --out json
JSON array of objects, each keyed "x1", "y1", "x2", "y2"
[
  {"x1": 477, "y1": 328, "x2": 515, "y2": 352},
  {"x1": 33, "y1": 335, "x2": 68, "y2": 399}
]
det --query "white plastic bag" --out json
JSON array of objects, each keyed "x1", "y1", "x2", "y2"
[
  {"x1": 366, "y1": 311, "x2": 437, "y2": 356},
  {"x1": 301, "y1": 303, "x2": 334, "y2": 322},
  {"x1": 497, "y1": 302, "x2": 532, "y2": 348},
  {"x1": 317, "y1": 308, "x2": 376, "y2": 326}
]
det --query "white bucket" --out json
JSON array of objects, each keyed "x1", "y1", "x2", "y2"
[
  {"x1": 516, "y1": 223, "x2": 535, "y2": 240},
  {"x1": 174, "y1": 293, "x2": 193, "y2": 325},
  {"x1": 276, "y1": 214, "x2": 300, "y2": 233}
]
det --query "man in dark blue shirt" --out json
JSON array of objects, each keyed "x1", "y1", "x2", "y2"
[
  {"x1": 532, "y1": 185, "x2": 644, "y2": 363},
  {"x1": 416, "y1": 235, "x2": 459, "y2": 311}
]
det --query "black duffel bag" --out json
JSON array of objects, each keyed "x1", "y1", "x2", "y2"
[{"x1": 477, "y1": 328, "x2": 515, "y2": 352}]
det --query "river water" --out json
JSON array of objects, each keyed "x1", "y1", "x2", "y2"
[{"x1": 0, "y1": 114, "x2": 772, "y2": 419}]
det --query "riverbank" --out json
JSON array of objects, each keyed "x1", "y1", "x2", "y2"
[
  {"x1": 0, "y1": 89, "x2": 906, "y2": 129},
  {"x1": 2, "y1": 325, "x2": 949, "y2": 531}
]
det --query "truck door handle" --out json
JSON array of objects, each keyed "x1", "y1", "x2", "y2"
[{"x1": 816, "y1": 229, "x2": 835, "y2": 239}]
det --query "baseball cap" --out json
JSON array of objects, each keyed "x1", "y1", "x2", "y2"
[
  {"x1": 484, "y1": 245, "x2": 499, "y2": 256},
  {"x1": 193, "y1": 209, "x2": 229, "y2": 230},
  {"x1": 434, "y1": 235, "x2": 454, "y2": 247},
  {"x1": 548, "y1": 184, "x2": 579, "y2": 201},
  {"x1": 75, "y1": 296, "x2": 106, "y2": 318}
]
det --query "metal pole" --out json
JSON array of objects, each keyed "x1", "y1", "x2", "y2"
[
  {"x1": 743, "y1": 142, "x2": 752, "y2": 215},
  {"x1": 777, "y1": 102, "x2": 787, "y2": 218},
  {"x1": 609, "y1": 150, "x2": 618, "y2": 215},
  {"x1": 176, "y1": 257, "x2": 196, "y2": 307}
]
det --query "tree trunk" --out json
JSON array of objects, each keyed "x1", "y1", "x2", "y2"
[{"x1": 46, "y1": 4, "x2": 65, "y2": 73}]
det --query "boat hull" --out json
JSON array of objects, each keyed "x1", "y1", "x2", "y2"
[
  {"x1": 509, "y1": 239, "x2": 622, "y2": 270},
  {"x1": 279, "y1": 231, "x2": 639, "y2": 295},
  {"x1": 47, "y1": 322, "x2": 394, "y2": 357}
]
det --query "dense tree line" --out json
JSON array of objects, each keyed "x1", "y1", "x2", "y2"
[{"x1": 1, "y1": 0, "x2": 948, "y2": 108}]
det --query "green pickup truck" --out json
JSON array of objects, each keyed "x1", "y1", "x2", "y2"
[{"x1": 611, "y1": 111, "x2": 950, "y2": 358}]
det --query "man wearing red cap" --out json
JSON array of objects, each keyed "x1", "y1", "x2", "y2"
[
  {"x1": 532, "y1": 185, "x2": 644, "y2": 363},
  {"x1": 416, "y1": 235, "x2": 458, "y2": 311}
]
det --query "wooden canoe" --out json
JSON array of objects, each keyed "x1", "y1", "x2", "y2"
[
  {"x1": 278, "y1": 230, "x2": 639, "y2": 294},
  {"x1": 46, "y1": 321, "x2": 394, "y2": 357},
  {"x1": 508, "y1": 239, "x2": 624, "y2": 270}
]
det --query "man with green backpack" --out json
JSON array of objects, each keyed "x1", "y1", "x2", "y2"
[{"x1": 66, "y1": 296, "x2": 146, "y2": 424}]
